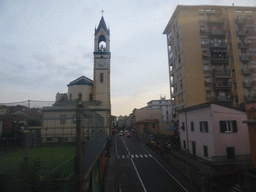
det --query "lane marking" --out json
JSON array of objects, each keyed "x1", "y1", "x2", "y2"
[
  {"x1": 121, "y1": 137, "x2": 147, "y2": 192},
  {"x1": 142, "y1": 146, "x2": 188, "y2": 192},
  {"x1": 115, "y1": 136, "x2": 118, "y2": 156}
]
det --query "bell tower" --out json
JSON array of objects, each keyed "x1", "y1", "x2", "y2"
[{"x1": 93, "y1": 15, "x2": 111, "y2": 132}]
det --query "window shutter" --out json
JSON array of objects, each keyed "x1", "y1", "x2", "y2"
[
  {"x1": 205, "y1": 122, "x2": 208, "y2": 132},
  {"x1": 233, "y1": 121, "x2": 237, "y2": 132},
  {"x1": 200, "y1": 122, "x2": 202, "y2": 132},
  {"x1": 220, "y1": 121, "x2": 225, "y2": 133}
]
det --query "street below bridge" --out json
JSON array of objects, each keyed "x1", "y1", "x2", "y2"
[{"x1": 105, "y1": 134, "x2": 200, "y2": 192}]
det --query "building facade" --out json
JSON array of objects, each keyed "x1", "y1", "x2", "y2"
[
  {"x1": 163, "y1": 5, "x2": 256, "y2": 120},
  {"x1": 143, "y1": 96, "x2": 171, "y2": 123},
  {"x1": 178, "y1": 102, "x2": 250, "y2": 163}
]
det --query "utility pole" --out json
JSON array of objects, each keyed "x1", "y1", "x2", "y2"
[{"x1": 76, "y1": 102, "x2": 83, "y2": 192}]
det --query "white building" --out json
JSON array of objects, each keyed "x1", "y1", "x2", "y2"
[{"x1": 143, "y1": 96, "x2": 171, "y2": 123}]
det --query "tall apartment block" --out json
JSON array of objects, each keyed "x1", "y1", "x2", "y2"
[{"x1": 163, "y1": 5, "x2": 256, "y2": 119}]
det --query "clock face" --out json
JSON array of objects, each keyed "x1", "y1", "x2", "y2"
[{"x1": 99, "y1": 61, "x2": 105, "y2": 67}]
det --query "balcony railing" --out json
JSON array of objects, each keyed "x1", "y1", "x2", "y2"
[
  {"x1": 206, "y1": 18, "x2": 224, "y2": 25},
  {"x1": 243, "y1": 82, "x2": 253, "y2": 88},
  {"x1": 215, "y1": 95, "x2": 232, "y2": 101},
  {"x1": 238, "y1": 43, "x2": 250, "y2": 49},
  {"x1": 212, "y1": 70, "x2": 230, "y2": 77},
  {"x1": 211, "y1": 58, "x2": 229, "y2": 64},
  {"x1": 240, "y1": 55, "x2": 250, "y2": 61},
  {"x1": 241, "y1": 68, "x2": 253, "y2": 75},
  {"x1": 235, "y1": 18, "x2": 247, "y2": 25},
  {"x1": 237, "y1": 30, "x2": 248, "y2": 36},
  {"x1": 214, "y1": 82, "x2": 232, "y2": 89},
  {"x1": 208, "y1": 30, "x2": 226, "y2": 37},
  {"x1": 209, "y1": 42, "x2": 227, "y2": 48}
]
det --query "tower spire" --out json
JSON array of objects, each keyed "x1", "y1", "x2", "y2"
[{"x1": 101, "y1": 10, "x2": 104, "y2": 16}]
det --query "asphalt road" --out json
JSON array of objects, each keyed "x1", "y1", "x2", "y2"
[{"x1": 114, "y1": 134, "x2": 199, "y2": 192}]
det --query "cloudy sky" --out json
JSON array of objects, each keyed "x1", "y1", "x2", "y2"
[{"x1": 0, "y1": 0, "x2": 255, "y2": 116}]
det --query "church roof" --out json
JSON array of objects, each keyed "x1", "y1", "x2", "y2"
[
  {"x1": 67, "y1": 76, "x2": 93, "y2": 86},
  {"x1": 95, "y1": 16, "x2": 109, "y2": 35}
]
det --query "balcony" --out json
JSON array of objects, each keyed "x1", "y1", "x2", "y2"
[
  {"x1": 238, "y1": 43, "x2": 250, "y2": 49},
  {"x1": 214, "y1": 82, "x2": 232, "y2": 89},
  {"x1": 241, "y1": 68, "x2": 253, "y2": 75},
  {"x1": 235, "y1": 18, "x2": 246, "y2": 25},
  {"x1": 209, "y1": 42, "x2": 227, "y2": 49},
  {"x1": 237, "y1": 30, "x2": 248, "y2": 37},
  {"x1": 240, "y1": 55, "x2": 250, "y2": 62},
  {"x1": 244, "y1": 95, "x2": 256, "y2": 101},
  {"x1": 208, "y1": 30, "x2": 226, "y2": 38},
  {"x1": 243, "y1": 82, "x2": 253, "y2": 88},
  {"x1": 211, "y1": 57, "x2": 229, "y2": 64},
  {"x1": 215, "y1": 95, "x2": 233, "y2": 101},
  {"x1": 212, "y1": 70, "x2": 230, "y2": 78},
  {"x1": 206, "y1": 18, "x2": 224, "y2": 25}
]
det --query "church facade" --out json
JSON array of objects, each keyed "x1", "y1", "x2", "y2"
[{"x1": 41, "y1": 17, "x2": 111, "y2": 142}]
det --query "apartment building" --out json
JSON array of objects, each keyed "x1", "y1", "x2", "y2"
[
  {"x1": 143, "y1": 96, "x2": 171, "y2": 123},
  {"x1": 163, "y1": 5, "x2": 256, "y2": 119}
]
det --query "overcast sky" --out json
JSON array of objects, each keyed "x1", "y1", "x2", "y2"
[{"x1": 0, "y1": 0, "x2": 255, "y2": 116}]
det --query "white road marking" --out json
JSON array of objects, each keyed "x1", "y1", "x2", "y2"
[
  {"x1": 139, "y1": 154, "x2": 144, "y2": 158},
  {"x1": 148, "y1": 154, "x2": 153, "y2": 157},
  {"x1": 126, "y1": 155, "x2": 130, "y2": 158},
  {"x1": 142, "y1": 146, "x2": 188, "y2": 192},
  {"x1": 131, "y1": 155, "x2": 134, "y2": 158},
  {"x1": 122, "y1": 155, "x2": 125, "y2": 159},
  {"x1": 135, "y1": 154, "x2": 139, "y2": 158},
  {"x1": 121, "y1": 137, "x2": 147, "y2": 192},
  {"x1": 144, "y1": 154, "x2": 148, "y2": 158}
]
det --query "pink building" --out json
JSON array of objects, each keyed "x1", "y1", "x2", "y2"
[{"x1": 178, "y1": 102, "x2": 250, "y2": 163}]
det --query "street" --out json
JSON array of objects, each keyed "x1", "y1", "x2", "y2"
[{"x1": 113, "y1": 133, "x2": 199, "y2": 192}]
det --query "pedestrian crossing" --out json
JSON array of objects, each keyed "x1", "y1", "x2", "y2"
[
  {"x1": 117, "y1": 154, "x2": 153, "y2": 159},
  {"x1": 227, "y1": 184, "x2": 243, "y2": 192}
]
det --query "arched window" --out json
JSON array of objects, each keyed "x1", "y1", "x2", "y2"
[
  {"x1": 78, "y1": 93, "x2": 82, "y2": 101},
  {"x1": 98, "y1": 35, "x2": 106, "y2": 52}
]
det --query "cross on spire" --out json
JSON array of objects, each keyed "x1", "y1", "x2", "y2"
[{"x1": 101, "y1": 10, "x2": 104, "y2": 16}]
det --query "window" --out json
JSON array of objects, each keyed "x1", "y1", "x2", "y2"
[
  {"x1": 202, "y1": 51, "x2": 208, "y2": 57},
  {"x1": 203, "y1": 146, "x2": 208, "y2": 157},
  {"x1": 183, "y1": 140, "x2": 186, "y2": 149},
  {"x1": 181, "y1": 122, "x2": 185, "y2": 130},
  {"x1": 73, "y1": 115, "x2": 77, "y2": 124},
  {"x1": 78, "y1": 93, "x2": 82, "y2": 101},
  {"x1": 100, "y1": 73, "x2": 104, "y2": 82},
  {"x1": 201, "y1": 39, "x2": 206, "y2": 44},
  {"x1": 191, "y1": 122, "x2": 194, "y2": 131},
  {"x1": 47, "y1": 138, "x2": 53, "y2": 142},
  {"x1": 220, "y1": 121, "x2": 237, "y2": 133},
  {"x1": 200, "y1": 121, "x2": 208, "y2": 132},
  {"x1": 60, "y1": 115, "x2": 66, "y2": 124}
]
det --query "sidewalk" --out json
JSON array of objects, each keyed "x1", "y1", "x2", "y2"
[{"x1": 103, "y1": 136, "x2": 117, "y2": 192}]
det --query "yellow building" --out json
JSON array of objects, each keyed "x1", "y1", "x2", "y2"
[
  {"x1": 163, "y1": 5, "x2": 256, "y2": 119},
  {"x1": 42, "y1": 16, "x2": 111, "y2": 142}
]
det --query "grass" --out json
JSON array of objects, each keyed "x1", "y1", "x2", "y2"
[{"x1": 0, "y1": 145, "x2": 76, "y2": 180}]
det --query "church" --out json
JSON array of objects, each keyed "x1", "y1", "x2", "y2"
[{"x1": 41, "y1": 16, "x2": 111, "y2": 143}]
